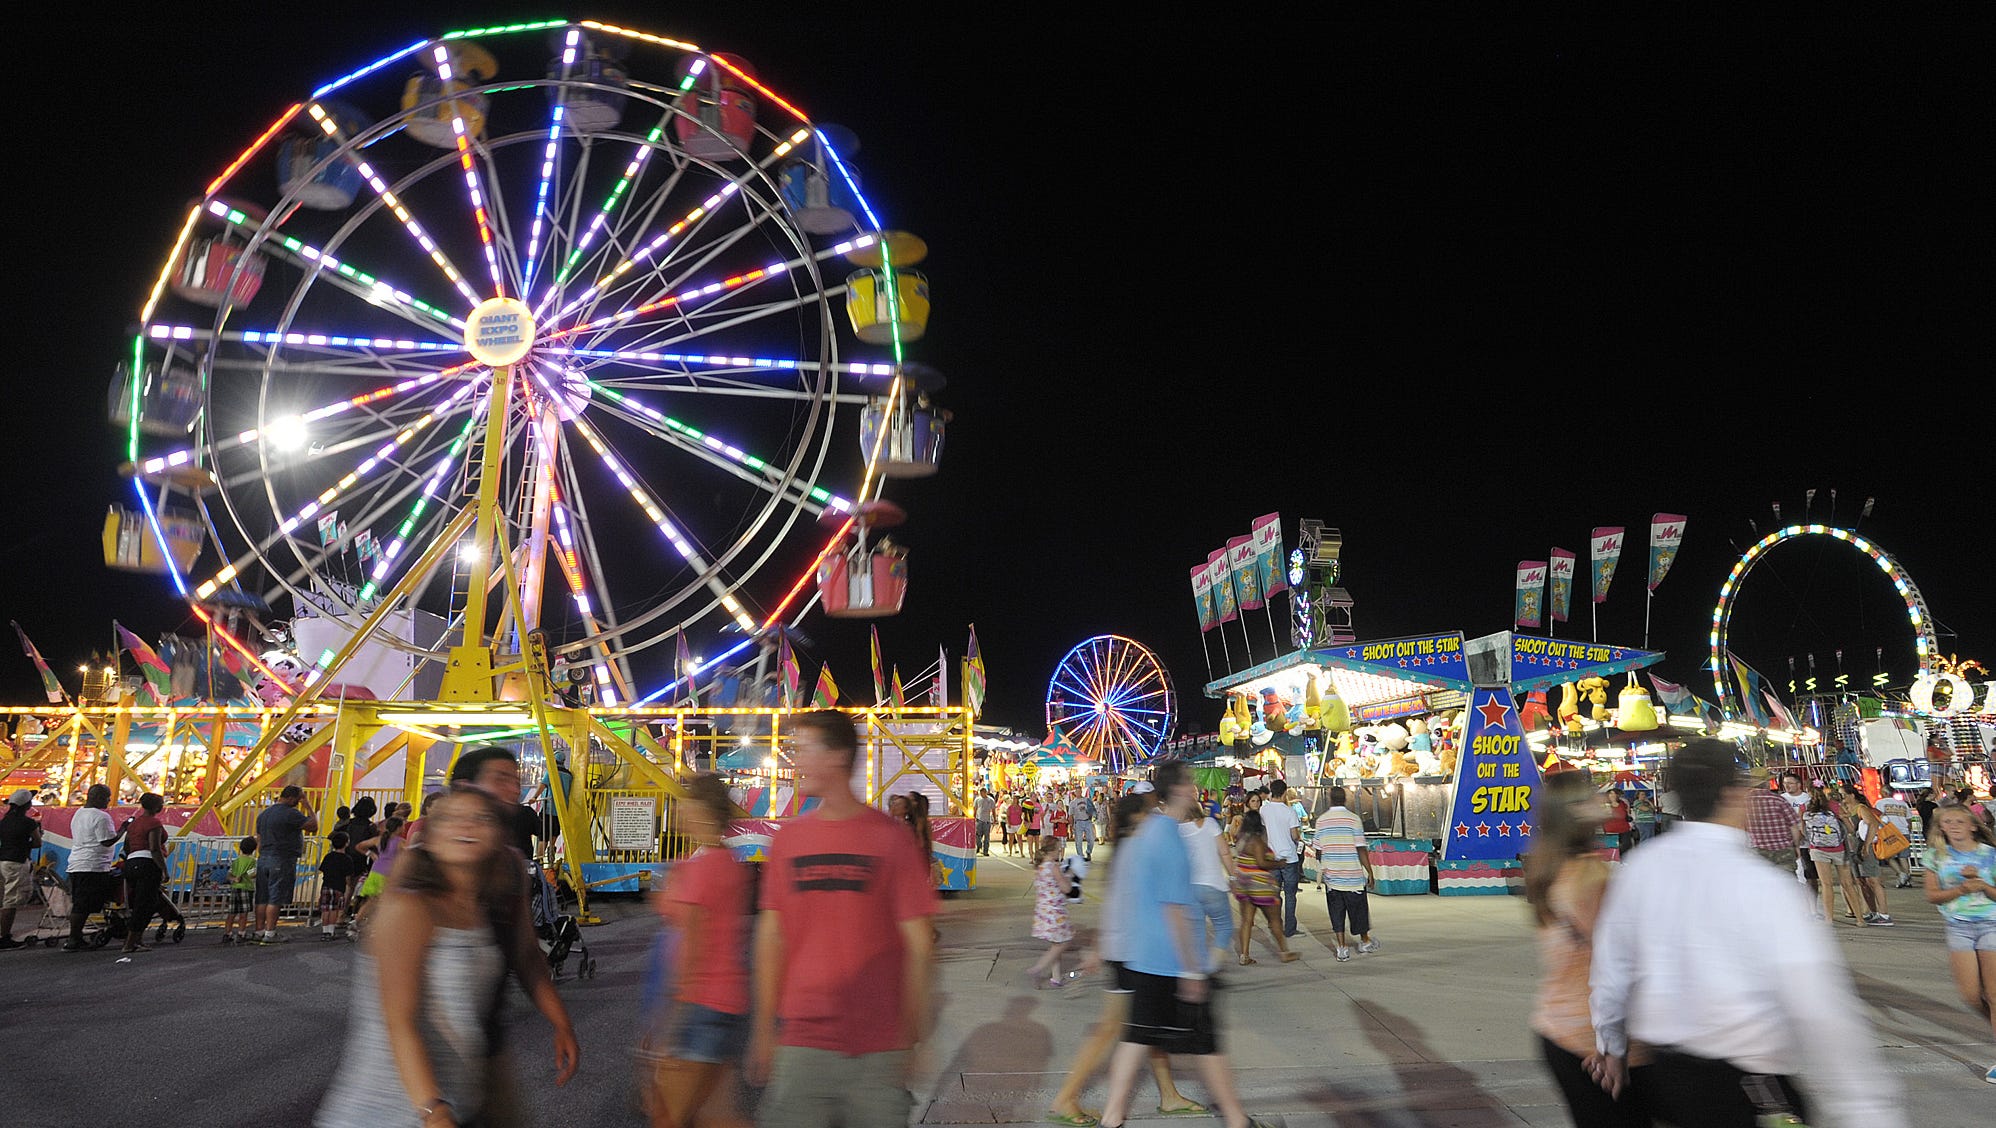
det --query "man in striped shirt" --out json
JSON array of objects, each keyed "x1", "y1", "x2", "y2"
[{"x1": 1312, "y1": 786, "x2": 1378, "y2": 962}]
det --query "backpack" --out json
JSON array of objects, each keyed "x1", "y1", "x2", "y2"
[{"x1": 1804, "y1": 812, "x2": 1845, "y2": 851}]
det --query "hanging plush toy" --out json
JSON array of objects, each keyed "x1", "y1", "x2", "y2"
[
  {"x1": 1320, "y1": 680, "x2": 1352, "y2": 733},
  {"x1": 1330, "y1": 730, "x2": 1357, "y2": 779},
  {"x1": 1259, "y1": 686, "x2": 1292, "y2": 733},
  {"x1": 1617, "y1": 676, "x2": 1659, "y2": 731},
  {"x1": 1302, "y1": 675, "x2": 1324, "y2": 732},
  {"x1": 1557, "y1": 682, "x2": 1583, "y2": 735},
  {"x1": 1578, "y1": 676, "x2": 1612, "y2": 722},
  {"x1": 1519, "y1": 688, "x2": 1553, "y2": 732},
  {"x1": 1219, "y1": 707, "x2": 1242, "y2": 747}
]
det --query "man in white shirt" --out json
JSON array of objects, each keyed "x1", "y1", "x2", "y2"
[
  {"x1": 62, "y1": 784, "x2": 121, "y2": 952},
  {"x1": 1257, "y1": 780, "x2": 1303, "y2": 937},
  {"x1": 1778, "y1": 770, "x2": 1818, "y2": 892},
  {"x1": 1589, "y1": 740, "x2": 1905, "y2": 1127}
]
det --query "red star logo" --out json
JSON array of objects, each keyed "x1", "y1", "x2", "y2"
[
  {"x1": 1455, "y1": 823, "x2": 1471, "y2": 838},
  {"x1": 1518, "y1": 821, "x2": 1533, "y2": 837},
  {"x1": 1475, "y1": 695, "x2": 1513, "y2": 729},
  {"x1": 1497, "y1": 821, "x2": 1512, "y2": 836},
  {"x1": 1477, "y1": 823, "x2": 1493, "y2": 838}
]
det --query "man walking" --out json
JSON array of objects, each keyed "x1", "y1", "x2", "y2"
[
  {"x1": 1069, "y1": 788, "x2": 1098, "y2": 862},
  {"x1": 0, "y1": 789, "x2": 43, "y2": 949},
  {"x1": 62, "y1": 784, "x2": 121, "y2": 952},
  {"x1": 974, "y1": 788, "x2": 995, "y2": 857},
  {"x1": 748, "y1": 710, "x2": 938, "y2": 1128},
  {"x1": 1743, "y1": 770, "x2": 1801, "y2": 874},
  {"x1": 1313, "y1": 786, "x2": 1378, "y2": 961},
  {"x1": 1589, "y1": 739, "x2": 1906, "y2": 1127},
  {"x1": 1258, "y1": 779, "x2": 1303, "y2": 937},
  {"x1": 252, "y1": 784, "x2": 316, "y2": 943},
  {"x1": 1094, "y1": 761, "x2": 1267, "y2": 1128}
]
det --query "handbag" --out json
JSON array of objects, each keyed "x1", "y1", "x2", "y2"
[{"x1": 1871, "y1": 822, "x2": 1910, "y2": 861}]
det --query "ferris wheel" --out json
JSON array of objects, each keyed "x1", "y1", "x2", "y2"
[
  {"x1": 1045, "y1": 635, "x2": 1177, "y2": 773},
  {"x1": 109, "y1": 19, "x2": 941, "y2": 704}
]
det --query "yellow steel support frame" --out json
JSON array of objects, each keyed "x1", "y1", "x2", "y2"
[{"x1": 439, "y1": 363, "x2": 514, "y2": 702}]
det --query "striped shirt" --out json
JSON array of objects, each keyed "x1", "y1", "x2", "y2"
[{"x1": 1313, "y1": 807, "x2": 1370, "y2": 891}]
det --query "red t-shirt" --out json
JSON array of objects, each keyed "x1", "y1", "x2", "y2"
[
  {"x1": 1602, "y1": 801, "x2": 1632, "y2": 834},
  {"x1": 124, "y1": 813, "x2": 165, "y2": 859},
  {"x1": 662, "y1": 845, "x2": 751, "y2": 1015},
  {"x1": 760, "y1": 805, "x2": 938, "y2": 1054}
]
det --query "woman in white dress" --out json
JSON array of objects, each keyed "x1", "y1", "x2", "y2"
[{"x1": 317, "y1": 785, "x2": 521, "y2": 1127}]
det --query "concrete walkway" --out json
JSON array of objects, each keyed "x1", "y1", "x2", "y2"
[{"x1": 917, "y1": 845, "x2": 1993, "y2": 1126}]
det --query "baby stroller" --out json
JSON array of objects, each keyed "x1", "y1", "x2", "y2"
[
  {"x1": 531, "y1": 860, "x2": 594, "y2": 980},
  {"x1": 31, "y1": 862, "x2": 131, "y2": 949}
]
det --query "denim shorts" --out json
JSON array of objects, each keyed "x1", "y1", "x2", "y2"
[
  {"x1": 1943, "y1": 916, "x2": 1996, "y2": 953},
  {"x1": 666, "y1": 1001, "x2": 748, "y2": 1063},
  {"x1": 254, "y1": 858, "x2": 295, "y2": 906}
]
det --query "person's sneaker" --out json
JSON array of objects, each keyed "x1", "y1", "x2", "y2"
[
  {"x1": 0, "y1": 937, "x2": 25, "y2": 951},
  {"x1": 1984, "y1": 1061, "x2": 1995, "y2": 1084},
  {"x1": 1862, "y1": 912, "x2": 1879, "y2": 924},
  {"x1": 1358, "y1": 939, "x2": 1381, "y2": 954},
  {"x1": 1335, "y1": 946, "x2": 1352, "y2": 962},
  {"x1": 59, "y1": 941, "x2": 86, "y2": 953},
  {"x1": 259, "y1": 933, "x2": 289, "y2": 945},
  {"x1": 1871, "y1": 914, "x2": 1894, "y2": 926}
]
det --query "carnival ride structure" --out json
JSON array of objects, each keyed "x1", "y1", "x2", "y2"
[
  {"x1": 1044, "y1": 635, "x2": 1177, "y2": 774},
  {"x1": 12, "y1": 17, "x2": 973, "y2": 909}
]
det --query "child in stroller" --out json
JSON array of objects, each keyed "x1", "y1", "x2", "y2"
[{"x1": 532, "y1": 859, "x2": 594, "y2": 980}]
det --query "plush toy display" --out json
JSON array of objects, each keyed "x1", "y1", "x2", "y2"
[
  {"x1": 1407, "y1": 717, "x2": 1433, "y2": 752},
  {"x1": 1379, "y1": 722, "x2": 1410, "y2": 752},
  {"x1": 1258, "y1": 686, "x2": 1291, "y2": 733},
  {"x1": 1557, "y1": 682, "x2": 1583, "y2": 735},
  {"x1": 1617, "y1": 677, "x2": 1659, "y2": 731},
  {"x1": 1302, "y1": 676, "x2": 1324, "y2": 731},
  {"x1": 1519, "y1": 689, "x2": 1553, "y2": 731},
  {"x1": 1355, "y1": 731, "x2": 1383, "y2": 777}
]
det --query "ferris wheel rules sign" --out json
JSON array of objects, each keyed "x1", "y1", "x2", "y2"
[
  {"x1": 465, "y1": 297, "x2": 535, "y2": 367},
  {"x1": 608, "y1": 796, "x2": 658, "y2": 851}
]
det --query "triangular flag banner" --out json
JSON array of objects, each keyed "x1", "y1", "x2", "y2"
[
  {"x1": 1762, "y1": 690, "x2": 1800, "y2": 733},
  {"x1": 777, "y1": 634, "x2": 800, "y2": 709},
  {"x1": 1727, "y1": 652, "x2": 1768, "y2": 725},
  {"x1": 676, "y1": 631, "x2": 698, "y2": 707},
  {"x1": 1514, "y1": 561, "x2": 1547, "y2": 629},
  {"x1": 114, "y1": 621, "x2": 173, "y2": 704},
  {"x1": 870, "y1": 626, "x2": 887, "y2": 705},
  {"x1": 812, "y1": 664, "x2": 839, "y2": 708},
  {"x1": 963, "y1": 625, "x2": 987, "y2": 718},
  {"x1": 1590, "y1": 527, "x2": 1625, "y2": 604},
  {"x1": 11, "y1": 621, "x2": 66, "y2": 704},
  {"x1": 933, "y1": 644, "x2": 948, "y2": 707},
  {"x1": 1648, "y1": 673, "x2": 1694, "y2": 713},
  {"x1": 1648, "y1": 514, "x2": 1687, "y2": 592},
  {"x1": 890, "y1": 665, "x2": 906, "y2": 709}
]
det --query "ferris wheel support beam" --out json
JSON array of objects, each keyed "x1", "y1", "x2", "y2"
[{"x1": 439, "y1": 363, "x2": 518, "y2": 701}]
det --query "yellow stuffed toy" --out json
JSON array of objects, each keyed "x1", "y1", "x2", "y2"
[
  {"x1": 1617, "y1": 677, "x2": 1659, "y2": 731},
  {"x1": 1557, "y1": 682, "x2": 1583, "y2": 735},
  {"x1": 1578, "y1": 676, "x2": 1611, "y2": 721}
]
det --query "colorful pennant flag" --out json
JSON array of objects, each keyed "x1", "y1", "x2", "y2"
[
  {"x1": 316, "y1": 511, "x2": 340, "y2": 547},
  {"x1": 1252, "y1": 513, "x2": 1287, "y2": 597},
  {"x1": 1648, "y1": 514, "x2": 1687, "y2": 592},
  {"x1": 963, "y1": 625, "x2": 987, "y2": 718},
  {"x1": 1228, "y1": 535, "x2": 1263, "y2": 611},
  {"x1": 1648, "y1": 672, "x2": 1717, "y2": 721},
  {"x1": 1191, "y1": 563, "x2": 1218, "y2": 633},
  {"x1": 1514, "y1": 560, "x2": 1547, "y2": 629},
  {"x1": 114, "y1": 621, "x2": 173, "y2": 705},
  {"x1": 1762, "y1": 690, "x2": 1800, "y2": 733},
  {"x1": 11, "y1": 621, "x2": 67, "y2": 704},
  {"x1": 1590, "y1": 527, "x2": 1625, "y2": 604},
  {"x1": 812, "y1": 663, "x2": 839, "y2": 708},
  {"x1": 777, "y1": 633, "x2": 800, "y2": 708},
  {"x1": 870, "y1": 625, "x2": 887, "y2": 705},
  {"x1": 1548, "y1": 549, "x2": 1576, "y2": 623},
  {"x1": 1727, "y1": 652, "x2": 1769, "y2": 725},
  {"x1": 890, "y1": 665, "x2": 906, "y2": 709},
  {"x1": 1209, "y1": 549, "x2": 1239, "y2": 625}
]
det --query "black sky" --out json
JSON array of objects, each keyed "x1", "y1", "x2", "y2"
[{"x1": 5, "y1": 8, "x2": 1990, "y2": 736}]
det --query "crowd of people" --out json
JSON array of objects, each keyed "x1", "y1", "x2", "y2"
[{"x1": 1526, "y1": 741, "x2": 1996, "y2": 1127}]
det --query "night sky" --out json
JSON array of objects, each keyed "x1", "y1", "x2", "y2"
[{"x1": 5, "y1": 8, "x2": 1988, "y2": 739}]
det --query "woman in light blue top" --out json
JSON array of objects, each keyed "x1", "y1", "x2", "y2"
[{"x1": 1922, "y1": 803, "x2": 1996, "y2": 1084}]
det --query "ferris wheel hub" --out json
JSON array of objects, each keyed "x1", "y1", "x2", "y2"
[{"x1": 464, "y1": 296, "x2": 536, "y2": 367}]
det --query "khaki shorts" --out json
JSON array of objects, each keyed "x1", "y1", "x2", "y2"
[
  {"x1": 759, "y1": 1045, "x2": 911, "y2": 1128},
  {"x1": 0, "y1": 861, "x2": 30, "y2": 908}
]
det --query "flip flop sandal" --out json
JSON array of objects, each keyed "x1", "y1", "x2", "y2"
[
  {"x1": 1157, "y1": 1101, "x2": 1208, "y2": 1116},
  {"x1": 1046, "y1": 1113, "x2": 1099, "y2": 1126},
  {"x1": 1280, "y1": 952, "x2": 1301, "y2": 962}
]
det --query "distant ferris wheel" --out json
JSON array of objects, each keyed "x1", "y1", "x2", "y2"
[{"x1": 1044, "y1": 634, "x2": 1176, "y2": 773}]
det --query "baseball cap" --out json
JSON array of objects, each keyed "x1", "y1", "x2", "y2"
[
  {"x1": 6, "y1": 789, "x2": 33, "y2": 807},
  {"x1": 1130, "y1": 781, "x2": 1155, "y2": 794}
]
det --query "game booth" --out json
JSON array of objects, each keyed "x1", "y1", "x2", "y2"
[{"x1": 1206, "y1": 630, "x2": 1666, "y2": 895}]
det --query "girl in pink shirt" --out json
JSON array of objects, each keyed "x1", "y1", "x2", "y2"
[{"x1": 650, "y1": 774, "x2": 751, "y2": 1128}]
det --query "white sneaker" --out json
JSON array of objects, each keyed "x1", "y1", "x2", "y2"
[
  {"x1": 1334, "y1": 946, "x2": 1352, "y2": 962},
  {"x1": 1357, "y1": 939, "x2": 1381, "y2": 954},
  {"x1": 1871, "y1": 914, "x2": 1894, "y2": 926}
]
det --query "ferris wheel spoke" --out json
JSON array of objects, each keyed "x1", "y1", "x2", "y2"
[
  {"x1": 549, "y1": 232, "x2": 876, "y2": 344},
  {"x1": 539, "y1": 110, "x2": 685, "y2": 315},
  {"x1": 561, "y1": 409, "x2": 756, "y2": 631},
  {"x1": 304, "y1": 102, "x2": 485, "y2": 310},
  {"x1": 422, "y1": 44, "x2": 509, "y2": 298},
  {"x1": 198, "y1": 378, "x2": 485, "y2": 602},
  {"x1": 201, "y1": 200, "x2": 465, "y2": 333},
  {"x1": 356, "y1": 394, "x2": 492, "y2": 603},
  {"x1": 589, "y1": 385, "x2": 849, "y2": 515},
  {"x1": 517, "y1": 28, "x2": 588, "y2": 294},
  {"x1": 575, "y1": 288, "x2": 847, "y2": 371}
]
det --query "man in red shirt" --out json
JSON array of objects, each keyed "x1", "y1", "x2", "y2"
[
  {"x1": 1743, "y1": 770, "x2": 1802, "y2": 873},
  {"x1": 747, "y1": 710, "x2": 938, "y2": 1127}
]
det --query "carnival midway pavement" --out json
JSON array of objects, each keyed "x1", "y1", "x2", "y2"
[{"x1": 5, "y1": 842, "x2": 1991, "y2": 1127}]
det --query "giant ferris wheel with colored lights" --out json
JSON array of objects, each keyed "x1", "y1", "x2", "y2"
[
  {"x1": 1045, "y1": 635, "x2": 1177, "y2": 773},
  {"x1": 107, "y1": 17, "x2": 948, "y2": 703}
]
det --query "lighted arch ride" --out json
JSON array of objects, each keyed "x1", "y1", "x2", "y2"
[{"x1": 1708, "y1": 524, "x2": 1938, "y2": 719}]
